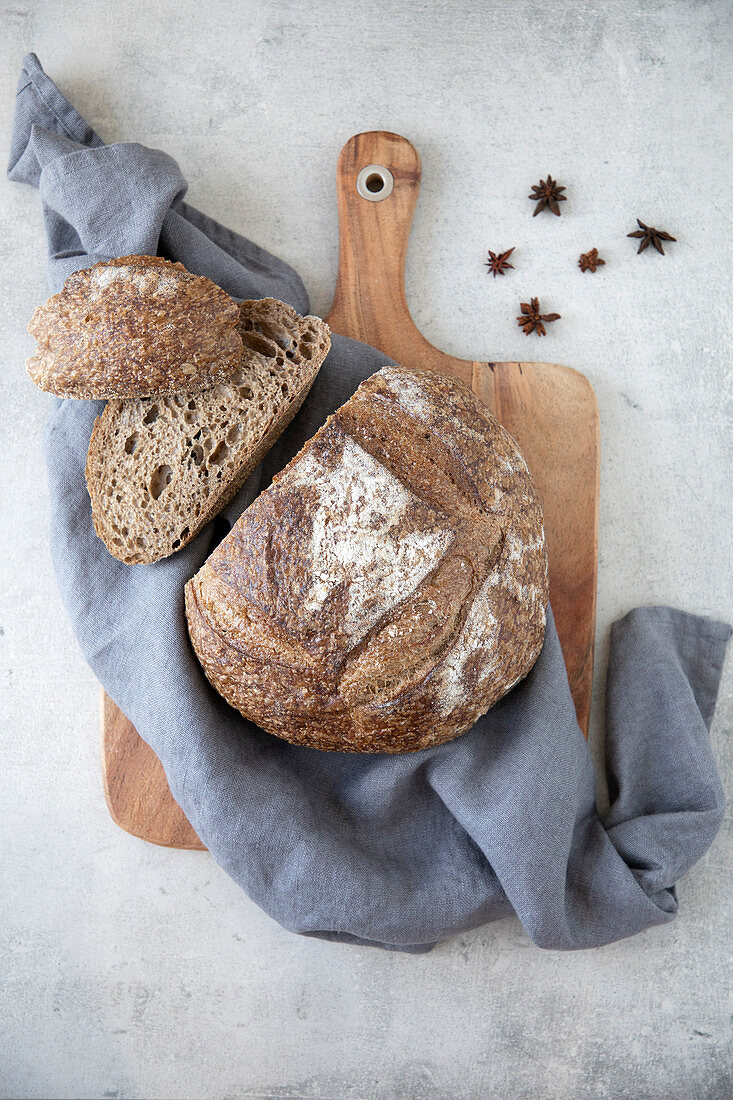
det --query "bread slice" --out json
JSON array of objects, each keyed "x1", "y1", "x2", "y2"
[
  {"x1": 27, "y1": 255, "x2": 243, "y2": 399},
  {"x1": 85, "y1": 298, "x2": 330, "y2": 564}
]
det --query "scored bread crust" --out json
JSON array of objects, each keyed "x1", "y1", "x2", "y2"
[
  {"x1": 85, "y1": 298, "x2": 330, "y2": 564},
  {"x1": 185, "y1": 365, "x2": 549, "y2": 753},
  {"x1": 27, "y1": 255, "x2": 243, "y2": 398}
]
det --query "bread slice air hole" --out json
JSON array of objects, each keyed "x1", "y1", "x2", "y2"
[
  {"x1": 257, "y1": 320, "x2": 289, "y2": 351},
  {"x1": 150, "y1": 464, "x2": 173, "y2": 499},
  {"x1": 240, "y1": 330, "x2": 278, "y2": 357},
  {"x1": 209, "y1": 441, "x2": 228, "y2": 465},
  {"x1": 143, "y1": 404, "x2": 159, "y2": 425},
  {"x1": 124, "y1": 432, "x2": 139, "y2": 454}
]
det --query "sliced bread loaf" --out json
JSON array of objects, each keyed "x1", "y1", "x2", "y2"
[
  {"x1": 27, "y1": 255, "x2": 243, "y2": 399},
  {"x1": 85, "y1": 298, "x2": 330, "y2": 564}
]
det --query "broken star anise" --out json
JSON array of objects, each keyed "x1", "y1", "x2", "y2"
[
  {"x1": 529, "y1": 175, "x2": 567, "y2": 216},
  {"x1": 578, "y1": 248, "x2": 605, "y2": 272},
  {"x1": 484, "y1": 247, "x2": 515, "y2": 277},
  {"x1": 517, "y1": 298, "x2": 561, "y2": 336},
  {"x1": 627, "y1": 218, "x2": 677, "y2": 255}
]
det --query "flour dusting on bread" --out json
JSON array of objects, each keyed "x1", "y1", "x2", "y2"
[
  {"x1": 380, "y1": 367, "x2": 433, "y2": 420},
  {"x1": 286, "y1": 435, "x2": 452, "y2": 641},
  {"x1": 92, "y1": 264, "x2": 180, "y2": 297}
]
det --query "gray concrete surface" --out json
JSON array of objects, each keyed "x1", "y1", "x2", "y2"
[{"x1": 1, "y1": 2, "x2": 731, "y2": 1098}]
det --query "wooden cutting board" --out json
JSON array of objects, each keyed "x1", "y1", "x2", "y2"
[{"x1": 101, "y1": 131, "x2": 599, "y2": 851}]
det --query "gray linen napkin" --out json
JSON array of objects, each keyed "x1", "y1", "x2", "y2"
[{"x1": 10, "y1": 54, "x2": 730, "y2": 951}]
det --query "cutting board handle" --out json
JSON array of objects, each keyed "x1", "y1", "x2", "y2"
[{"x1": 327, "y1": 131, "x2": 447, "y2": 372}]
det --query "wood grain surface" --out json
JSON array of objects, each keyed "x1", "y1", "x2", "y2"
[
  {"x1": 101, "y1": 130, "x2": 599, "y2": 850},
  {"x1": 101, "y1": 690, "x2": 202, "y2": 850}
]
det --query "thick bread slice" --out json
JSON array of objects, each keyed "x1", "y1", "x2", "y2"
[
  {"x1": 27, "y1": 255, "x2": 242, "y2": 398},
  {"x1": 185, "y1": 365, "x2": 549, "y2": 754},
  {"x1": 85, "y1": 298, "x2": 330, "y2": 564}
]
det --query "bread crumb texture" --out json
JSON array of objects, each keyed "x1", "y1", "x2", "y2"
[
  {"x1": 186, "y1": 365, "x2": 549, "y2": 753},
  {"x1": 27, "y1": 255, "x2": 242, "y2": 398},
  {"x1": 85, "y1": 298, "x2": 330, "y2": 563}
]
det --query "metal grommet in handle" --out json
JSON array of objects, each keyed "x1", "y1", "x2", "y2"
[{"x1": 355, "y1": 164, "x2": 394, "y2": 202}]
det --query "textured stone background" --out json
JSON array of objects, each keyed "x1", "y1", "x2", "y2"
[{"x1": 1, "y1": 2, "x2": 731, "y2": 1098}]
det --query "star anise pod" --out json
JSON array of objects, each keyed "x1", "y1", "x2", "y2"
[
  {"x1": 517, "y1": 298, "x2": 561, "y2": 336},
  {"x1": 579, "y1": 248, "x2": 605, "y2": 273},
  {"x1": 529, "y1": 175, "x2": 567, "y2": 216},
  {"x1": 484, "y1": 247, "x2": 515, "y2": 278},
  {"x1": 627, "y1": 218, "x2": 677, "y2": 255}
]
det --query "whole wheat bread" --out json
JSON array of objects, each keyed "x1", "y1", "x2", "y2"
[
  {"x1": 85, "y1": 298, "x2": 330, "y2": 564},
  {"x1": 27, "y1": 255, "x2": 243, "y2": 399},
  {"x1": 185, "y1": 365, "x2": 549, "y2": 753}
]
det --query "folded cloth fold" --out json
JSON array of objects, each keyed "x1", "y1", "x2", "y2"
[{"x1": 11, "y1": 53, "x2": 730, "y2": 951}]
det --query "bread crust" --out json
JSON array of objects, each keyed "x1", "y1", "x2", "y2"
[
  {"x1": 27, "y1": 255, "x2": 242, "y2": 398},
  {"x1": 185, "y1": 366, "x2": 549, "y2": 753}
]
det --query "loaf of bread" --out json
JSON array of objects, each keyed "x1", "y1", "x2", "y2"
[
  {"x1": 85, "y1": 298, "x2": 330, "y2": 564},
  {"x1": 185, "y1": 365, "x2": 549, "y2": 753},
  {"x1": 27, "y1": 255, "x2": 242, "y2": 398}
]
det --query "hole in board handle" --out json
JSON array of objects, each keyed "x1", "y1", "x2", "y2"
[{"x1": 356, "y1": 164, "x2": 394, "y2": 202}]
